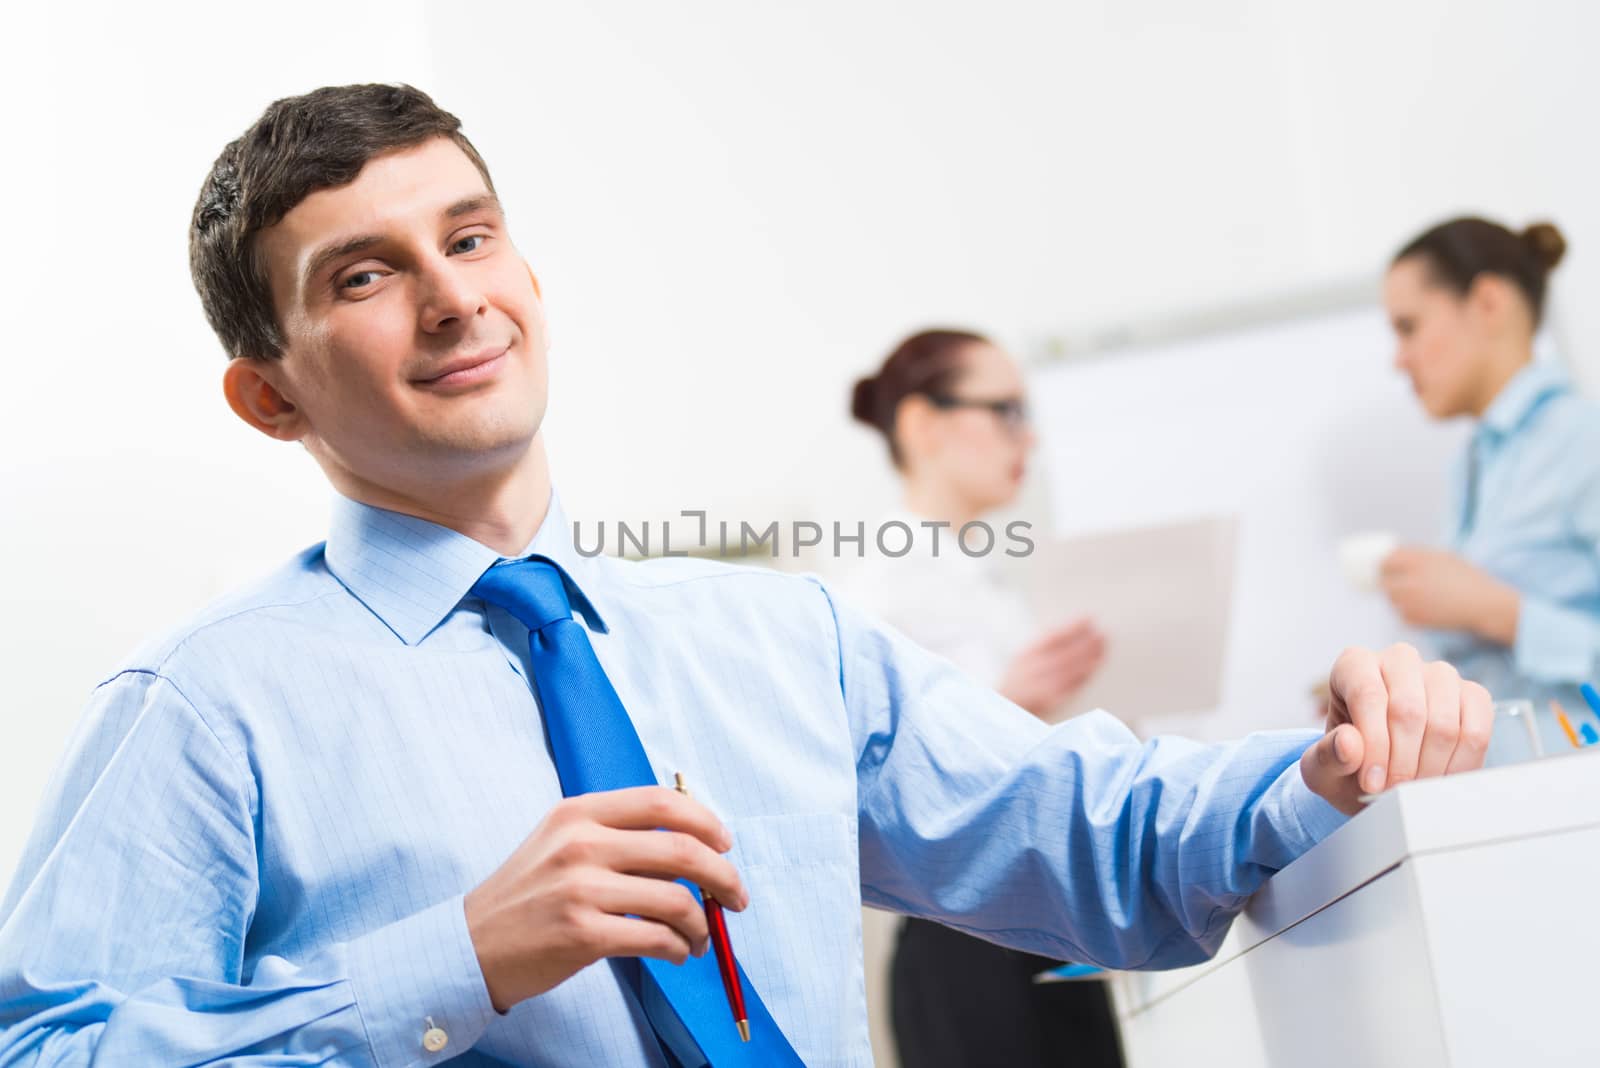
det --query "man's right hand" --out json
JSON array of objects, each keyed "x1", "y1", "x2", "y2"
[{"x1": 465, "y1": 785, "x2": 748, "y2": 1013}]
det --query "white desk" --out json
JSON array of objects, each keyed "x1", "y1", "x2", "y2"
[{"x1": 1111, "y1": 750, "x2": 1600, "y2": 1067}]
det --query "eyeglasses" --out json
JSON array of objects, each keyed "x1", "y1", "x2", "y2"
[{"x1": 924, "y1": 393, "x2": 1030, "y2": 432}]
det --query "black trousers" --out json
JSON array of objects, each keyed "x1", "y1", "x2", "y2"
[{"x1": 890, "y1": 918, "x2": 1125, "y2": 1068}]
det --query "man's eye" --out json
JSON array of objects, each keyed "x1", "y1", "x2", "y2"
[
  {"x1": 451, "y1": 234, "x2": 485, "y2": 254},
  {"x1": 342, "y1": 270, "x2": 381, "y2": 290}
]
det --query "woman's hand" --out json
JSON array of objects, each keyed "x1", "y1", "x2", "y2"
[
  {"x1": 1380, "y1": 547, "x2": 1520, "y2": 645},
  {"x1": 999, "y1": 618, "x2": 1107, "y2": 718}
]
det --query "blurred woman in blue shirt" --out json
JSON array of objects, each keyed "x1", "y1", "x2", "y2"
[{"x1": 1381, "y1": 217, "x2": 1600, "y2": 724}]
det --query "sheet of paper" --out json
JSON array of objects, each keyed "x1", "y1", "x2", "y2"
[{"x1": 996, "y1": 515, "x2": 1238, "y2": 731}]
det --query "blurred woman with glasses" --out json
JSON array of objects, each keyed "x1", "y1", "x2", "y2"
[{"x1": 845, "y1": 328, "x2": 1121, "y2": 1068}]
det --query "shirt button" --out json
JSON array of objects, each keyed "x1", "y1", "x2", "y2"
[{"x1": 422, "y1": 1025, "x2": 449, "y2": 1053}]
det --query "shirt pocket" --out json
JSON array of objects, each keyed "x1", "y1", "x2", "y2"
[
  {"x1": 727, "y1": 810, "x2": 853, "y2": 871},
  {"x1": 720, "y1": 810, "x2": 871, "y2": 1067}
]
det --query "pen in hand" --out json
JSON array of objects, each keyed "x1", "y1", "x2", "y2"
[{"x1": 674, "y1": 772, "x2": 750, "y2": 1042}]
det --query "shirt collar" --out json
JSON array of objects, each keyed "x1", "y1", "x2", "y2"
[
  {"x1": 324, "y1": 488, "x2": 608, "y2": 645},
  {"x1": 1479, "y1": 360, "x2": 1569, "y2": 438}
]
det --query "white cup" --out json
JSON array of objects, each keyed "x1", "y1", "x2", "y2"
[{"x1": 1337, "y1": 531, "x2": 1399, "y2": 592}]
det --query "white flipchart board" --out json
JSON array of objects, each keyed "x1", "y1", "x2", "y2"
[{"x1": 1027, "y1": 289, "x2": 1474, "y2": 737}]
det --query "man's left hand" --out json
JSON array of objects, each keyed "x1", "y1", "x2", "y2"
[{"x1": 1300, "y1": 644, "x2": 1494, "y2": 816}]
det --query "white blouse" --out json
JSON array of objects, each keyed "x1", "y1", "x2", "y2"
[{"x1": 837, "y1": 511, "x2": 1036, "y2": 690}]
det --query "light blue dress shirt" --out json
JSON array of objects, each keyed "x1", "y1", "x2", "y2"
[
  {"x1": 0, "y1": 491, "x2": 1345, "y2": 1067},
  {"x1": 1432, "y1": 361, "x2": 1600, "y2": 724}
]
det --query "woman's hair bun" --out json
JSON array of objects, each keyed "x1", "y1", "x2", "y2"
[
  {"x1": 850, "y1": 376, "x2": 879, "y2": 426},
  {"x1": 851, "y1": 328, "x2": 989, "y2": 465},
  {"x1": 1522, "y1": 221, "x2": 1567, "y2": 273}
]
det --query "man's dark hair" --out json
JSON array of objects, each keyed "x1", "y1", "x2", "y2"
[{"x1": 189, "y1": 83, "x2": 495, "y2": 362}]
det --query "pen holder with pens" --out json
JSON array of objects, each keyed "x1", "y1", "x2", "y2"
[
  {"x1": 1485, "y1": 700, "x2": 1542, "y2": 766},
  {"x1": 1484, "y1": 691, "x2": 1600, "y2": 766}
]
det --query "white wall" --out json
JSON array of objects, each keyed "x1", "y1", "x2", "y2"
[
  {"x1": 4, "y1": 0, "x2": 1598, "y2": 887},
  {"x1": 0, "y1": 0, "x2": 439, "y2": 880}
]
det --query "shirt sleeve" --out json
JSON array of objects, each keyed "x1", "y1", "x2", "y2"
[
  {"x1": 0, "y1": 670, "x2": 499, "y2": 1066},
  {"x1": 1512, "y1": 472, "x2": 1600, "y2": 684},
  {"x1": 816, "y1": 581, "x2": 1346, "y2": 972}
]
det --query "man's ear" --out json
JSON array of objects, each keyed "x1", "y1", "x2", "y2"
[{"x1": 222, "y1": 358, "x2": 310, "y2": 441}]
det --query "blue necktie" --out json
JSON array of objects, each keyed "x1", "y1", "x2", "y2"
[{"x1": 471, "y1": 557, "x2": 805, "y2": 1068}]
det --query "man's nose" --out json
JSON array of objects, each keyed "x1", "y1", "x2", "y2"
[{"x1": 418, "y1": 258, "x2": 486, "y2": 332}]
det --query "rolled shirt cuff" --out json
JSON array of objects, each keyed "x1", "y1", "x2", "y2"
[
  {"x1": 1513, "y1": 594, "x2": 1600, "y2": 684},
  {"x1": 1280, "y1": 757, "x2": 1349, "y2": 853},
  {"x1": 346, "y1": 893, "x2": 499, "y2": 1067}
]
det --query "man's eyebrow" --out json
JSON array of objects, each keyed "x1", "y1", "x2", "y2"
[
  {"x1": 301, "y1": 196, "x2": 504, "y2": 288},
  {"x1": 303, "y1": 234, "x2": 384, "y2": 289},
  {"x1": 446, "y1": 194, "x2": 503, "y2": 220}
]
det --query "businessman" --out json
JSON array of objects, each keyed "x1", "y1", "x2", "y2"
[{"x1": 0, "y1": 85, "x2": 1492, "y2": 1067}]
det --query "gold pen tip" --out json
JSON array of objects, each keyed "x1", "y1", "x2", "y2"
[
  {"x1": 673, "y1": 772, "x2": 686, "y2": 793},
  {"x1": 737, "y1": 1020, "x2": 751, "y2": 1042}
]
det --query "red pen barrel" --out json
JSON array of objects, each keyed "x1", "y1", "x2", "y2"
[
  {"x1": 703, "y1": 894, "x2": 747, "y2": 1026},
  {"x1": 672, "y1": 773, "x2": 750, "y2": 1041}
]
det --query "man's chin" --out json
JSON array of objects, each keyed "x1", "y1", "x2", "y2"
[
  {"x1": 413, "y1": 391, "x2": 546, "y2": 453},
  {"x1": 420, "y1": 420, "x2": 542, "y2": 464}
]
